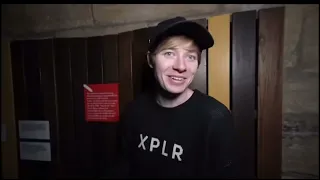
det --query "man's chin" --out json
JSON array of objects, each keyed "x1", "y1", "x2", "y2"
[{"x1": 164, "y1": 86, "x2": 187, "y2": 95}]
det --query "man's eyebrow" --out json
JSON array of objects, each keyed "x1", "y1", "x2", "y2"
[
  {"x1": 161, "y1": 47, "x2": 200, "y2": 54},
  {"x1": 187, "y1": 49, "x2": 199, "y2": 52},
  {"x1": 164, "y1": 48, "x2": 176, "y2": 50}
]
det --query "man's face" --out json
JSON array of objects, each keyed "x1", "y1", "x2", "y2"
[{"x1": 151, "y1": 36, "x2": 200, "y2": 94}]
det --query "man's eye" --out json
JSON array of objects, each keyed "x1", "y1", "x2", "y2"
[
  {"x1": 164, "y1": 52, "x2": 174, "y2": 56},
  {"x1": 188, "y1": 55, "x2": 197, "y2": 60}
]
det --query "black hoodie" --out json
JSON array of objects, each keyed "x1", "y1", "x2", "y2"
[{"x1": 108, "y1": 89, "x2": 237, "y2": 178}]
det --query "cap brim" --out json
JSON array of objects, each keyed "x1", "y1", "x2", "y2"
[{"x1": 151, "y1": 21, "x2": 214, "y2": 51}]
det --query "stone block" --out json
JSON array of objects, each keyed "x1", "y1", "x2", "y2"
[
  {"x1": 283, "y1": 5, "x2": 319, "y2": 114},
  {"x1": 2, "y1": 4, "x2": 94, "y2": 35},
  {"x1": 2, "y1": 4, "x2": 283, "y2": 38},
  {"x1": 283, "y1": 112, "x2": 319, "y2": 133},
  {"x1": 1, "y1": 4, "x2": 30, "y2": 34},
  {"x1": 301, "y1": 6, "x2": 319, "y2": 71},
  {"x1": 283, "y1": 75, "x2": 319, "y2": 113},
  {"x1": 54, "y1": 22, "x2": 149, "y2": 38},
  {"x1": 24, "y1": 4, "x2": 94, "y2": 33},
  {"x1": 283, "y1": 88, "x2": 319, "y2": 113},
  {"x1": 92, "y1": 4, "x2": 219, "y2": 26},
  {"x1": 282, "y1": 133, "x2": 319, "y2": 177},
  {"x1": 283, "y1": 4, "x2": 319, "y2": 69},
  {"x1": 92, "y1": 4, "x2": 283, "y2": 26},
  {"x1": 283, "y1": 5, "x2": 304, "y2": 69}
]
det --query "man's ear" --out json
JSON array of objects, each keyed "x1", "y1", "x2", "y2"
[{"x1": 147, "y1": 52, "x2": 153, "y2": 68}]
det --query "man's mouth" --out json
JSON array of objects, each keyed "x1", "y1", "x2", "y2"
[{"x1": 168, "y1": 75, "x2": 186, "y2": 82}]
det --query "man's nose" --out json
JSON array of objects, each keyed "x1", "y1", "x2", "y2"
[{"x1": 172, "y1": 56, "x2": 186, "y2": 72}]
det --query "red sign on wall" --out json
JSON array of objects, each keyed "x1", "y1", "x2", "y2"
[{"x1": 84, "y1": 83, "x2": 119, "y2": 122}]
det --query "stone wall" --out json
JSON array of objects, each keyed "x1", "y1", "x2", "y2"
[
  {"x1": 282, "y1": 4, "x2": 319, "y2": 179},
  {"x1": 1, "y1": 4, "x2": 283, "y2": 40}
]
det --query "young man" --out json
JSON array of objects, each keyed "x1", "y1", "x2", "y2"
[{"x1": 110, "y1": 17, "x2": 236, "y2": 178}]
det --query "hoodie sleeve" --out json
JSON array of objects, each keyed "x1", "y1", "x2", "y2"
[{"x1": 201, "y1": 106, "x2": 238, "y2": 178}]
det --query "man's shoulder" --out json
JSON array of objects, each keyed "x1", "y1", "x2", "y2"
[
  {"x1": 129, "y1": 92, "x2": 151, "y2": 106},
  {"x1": 195, "y1": 91, "x2": 230, "y2": 115},
  {"x1": 122, "y1": 92, "x2": 152, "y2": 114},
  {"x1": 193, "y1": 90, "x2": 232, "y2": 123},
  {"x1": 193, "y1": 91, "x2": 233, "y2": 136}
]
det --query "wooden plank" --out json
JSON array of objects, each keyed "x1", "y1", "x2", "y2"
[
  {"x1": 118, "y1": 31, "x2": 134, "y2": 113},
  {"x1": 37, "y1": 39, "x2": 58, "y2": 178},
  {"x1": 231, "y1": 10, "x2": 257, "y2": 178},
  {"x1": 87, "y1": 35, "x2": 119, "y2": 178},
  {"x1": 53, "y1": 38, "x2": 76, "y2": 178},
  {"x1": 101, "y1": 35, "x2": 119, "y2": 175},
  {"x1": 87, "y1": 36, "x2": 103, "y2": 84},
  {"x1": 10, "y1": 41, "x2": 27, "y2": 178},
  {"x1": 23, "y1": 40, "x2": 44, "y2": 120},
  {"x1": 19, "y1": 40, "x2": 49, "y2": 178},
  {"x1": 189, "y1": 18, "x2": 208, "y2": 95},
  {"x1": 86, "y1": 36, "x2": 104, "y2": 178},
  {"x1": 257, "y1": 7, "x2": 284, "y2": 179},
  {"x1": 1, "y1": 38, "x2": 18, "y2": 179},
  {"x1": 208, "y1": 14, "x2": 231, "y2": 108},
  {"x1": 102, "y1": 35, "x2": 119, "y2": 83},
  {"x1": 189, "y1": 49, "x2": 207, "y2": 94},
  {"x1": 69, "y1": 38, "x2": 93, "y2": 178},
  {"x1": 132, "y1": 27, "x2": 151, "y2": 97}
]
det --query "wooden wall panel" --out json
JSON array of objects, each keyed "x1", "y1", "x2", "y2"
[
  {"x1": 87, "y1": 36, "x2": 105, "y2": 178},
  {"x1": 53, "y1": 38, "x2": 76, "y2": 178},
  {"x1": 101, "y1": 35, "x2": 119, "y2": 174},
  {"x1": 208, "y1": 14, "x2": 231, "y2": 108},
  {"x1": 189, "y1": 19, "x2": 208, "y2": 94},
  {"x1": 102, "y1": 36, "x2": 119, "y2": 83},
  {"x1": 231, "y1": 10, "x2": 257, "y2": 178},
  {"x1": 10, "y1": 41, "x2": 27, "y2": 178},
  {"x1": 87, "y1": 37, "x2": 104, "y2": 83},
  {"x1": 132, "y1": 27, "x2": 151, "y2": 97},
  {"x1": 23, "y1": 40, "x2": 44, "y2": 120},
  {"x1": 19, "y1": 40, "x2": 49, "y2": 178},
  {"x1": 37, "y1": 39, "x2": 59, "y2": 177},
  {"x1": 69, "y1": 38, "x2": 93, "y2": 178},
  {"x1": 189, "y1": 50, "x2": 207, "y2": 94},
  {"x1": 87, "y1": 35, "x2": 119, "y2": 178},
  {"x1": 257, "y1": 7, "x2": 284, "y2": 179},
  {"x1": 118, "y1": 32, "x2": 134, "y2": 113},
  {"x1": 11, "y1": 39, "x2": 57, "y2": 179},
  {"x1": 1, "y1": 38, "x2": 18, "y2": 179}
]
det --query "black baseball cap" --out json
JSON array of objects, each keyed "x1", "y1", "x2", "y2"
[{"x1": 148, "y1": 16, "x2": 214, "y2": 53}]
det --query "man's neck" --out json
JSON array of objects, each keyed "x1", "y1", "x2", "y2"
[{"x1": 156, "y1": 88, "x2": 194, "y2": 108}]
